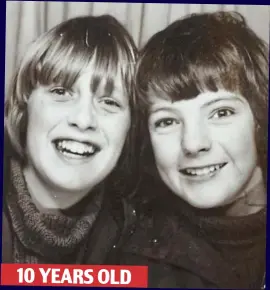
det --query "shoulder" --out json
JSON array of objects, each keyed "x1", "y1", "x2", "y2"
[
  {"x1": 2, "y1": 152, "x2": 13, "y2": 262},
  {"x1": 119, "y1": 251, "x2": 213, "y2": 288},
  {"x1": 120, "y1": 195, "x2": 245, "y2": 289},
  {"x1": 118, "y1": 206, "x2": 215, "y2": 288},
  {"x1": 2, "y1": 211, "x2": 13, "y2": 263}
]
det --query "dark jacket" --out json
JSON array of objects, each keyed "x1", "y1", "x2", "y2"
[{"x1": 117, "y1": 181, "x2": 266, "y2": 289}]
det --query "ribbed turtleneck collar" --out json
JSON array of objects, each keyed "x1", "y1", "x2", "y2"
[{"x1": 5, "y1": 158, "x2": 104, "y2": 263}]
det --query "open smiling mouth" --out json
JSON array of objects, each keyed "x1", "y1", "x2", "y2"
[
  {"x1": 179, "y1": 163, "x2": 227, "y2": 177},
  {"x1": 53, "y1": 139, "x2": 101, "y2": 159}
]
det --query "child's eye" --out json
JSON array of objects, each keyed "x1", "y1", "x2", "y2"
[
  {"x1": 50, "y1": 87, "x2": 67, "y2": 95},
  {"x1": 49, "y1": 87, "x2": 72, "y2": 101},
  {"x1": 155, "y1": 118, "x2": 178, "y2": 128},
  {"x1": 99, "y1": 97, "x2": 122, "y2": 113},
  {"x1": 211, "y1": 108, "x2": 235, "y2": 119},
  {"x1": 102, "y1": 98, "x2": 121, "y2": 108}
]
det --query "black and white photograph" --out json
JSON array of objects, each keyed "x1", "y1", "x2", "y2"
[{"x1": 2, "y1": 1, "x2": 269, "y2": 289}]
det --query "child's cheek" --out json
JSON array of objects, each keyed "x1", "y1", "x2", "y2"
[{"x1": 151, "y1": 134, "x2": 181, "y2": 168}]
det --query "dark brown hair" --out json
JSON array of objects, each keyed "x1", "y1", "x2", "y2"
[{"x1": 136, "y1": 11, "x2": 269, "y2": 186}]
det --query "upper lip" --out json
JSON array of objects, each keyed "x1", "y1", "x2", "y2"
[
  {"x1": 53, "y1": 136, "x2": 102, "y2": 150},
  {"x1": 179, "y1": 162, "x2": 227, "y2": 171}
]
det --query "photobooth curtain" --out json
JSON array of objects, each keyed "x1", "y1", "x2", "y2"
[{"x1": 5, "y1": 1, "x2": 270, "y2": 91}]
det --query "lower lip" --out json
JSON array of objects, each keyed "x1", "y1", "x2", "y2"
[{"x1": 180, "y1": 164, "x2": 227, "y2": 182}]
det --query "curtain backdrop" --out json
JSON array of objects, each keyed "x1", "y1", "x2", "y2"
[{"x1": 5, "y1": 1, "x2": 270, "y2": 91}]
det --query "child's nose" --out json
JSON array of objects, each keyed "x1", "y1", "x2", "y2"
[
  {"x1": 181, "y1": 122, "x2": 212, "y2": 156},
  {"x1": 67, "y1": 98, "x2": 98, "y2": 131}
]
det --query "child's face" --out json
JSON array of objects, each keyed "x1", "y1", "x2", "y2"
[
  {"x1": 148, "y1": 89, "x2": 259, "y2": 209},
  {"x1": 25, "y1": 62, "x2": 130, "y2": 204}
]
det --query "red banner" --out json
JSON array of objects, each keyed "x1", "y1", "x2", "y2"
[{"x1": 1, "y1": 264, "x2": 148, "y2": 287}]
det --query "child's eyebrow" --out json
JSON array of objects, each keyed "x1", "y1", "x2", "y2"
[
  {"x1": 202, "y1": 95, "x2": 245, "y2": 108},
  {"x1": 149, "y1": 106, "x2": 176, "y2": 114}
]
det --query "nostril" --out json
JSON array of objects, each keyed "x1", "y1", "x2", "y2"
[
  {"x1": 68, "y1": 110, "x2": 98, "y2": 131},
  {"x1": 182, "y1": 134, "x2": 212, "y2": 156},
  {"x1": 183, "y1": 146, "x2": 210, "y2": 156},
  {"x1": 181, "y1": 124, "x2": 212, "y2": 155},
  {"x1": 70, "y1": 122, "x2": 97, "y2": 131}
]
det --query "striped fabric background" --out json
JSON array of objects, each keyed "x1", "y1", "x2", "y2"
[{"x1": 5, "y1": 1, "x2": 269, "y2": 91}]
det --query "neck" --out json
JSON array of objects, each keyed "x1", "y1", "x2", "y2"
[
  {"x1": 224, "y1": 167, "x2": 266, "y2": 217},
  {"x1": 23, "y1": 165, "x2": 91, "y2": 213}
]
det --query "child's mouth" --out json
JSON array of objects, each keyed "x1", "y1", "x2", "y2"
[
  {"x1": 179, "y1": 163, "x2": 227, "y2": 177},
  {"x1": 53, "y1": 139, "x2": 101, "y2": 159}
]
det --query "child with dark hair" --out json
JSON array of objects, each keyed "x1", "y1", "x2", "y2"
[{"x1": 119, "y1": 11, "x2": 268, "y2": 289}]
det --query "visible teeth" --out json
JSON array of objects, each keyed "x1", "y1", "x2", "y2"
[
  {"x1": 56, "y1": 140, "x2": 96, "y2": 155},
  {"x1": 184, "y1": 164, "x2": 224, "y2": 176},
  {"x1": 210, "y1": 166, "x2": 215, "y2": 172},
  {"x1": 196, "y1": 169, "x2": 204, "y2": 175},
  {"x1": 203, "y1": 168, "x2": 209, "y2": 175}
]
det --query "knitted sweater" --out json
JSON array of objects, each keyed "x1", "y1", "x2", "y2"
[{"x1": 4, "y1": 158, "x2": 104, "y2": 264}]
